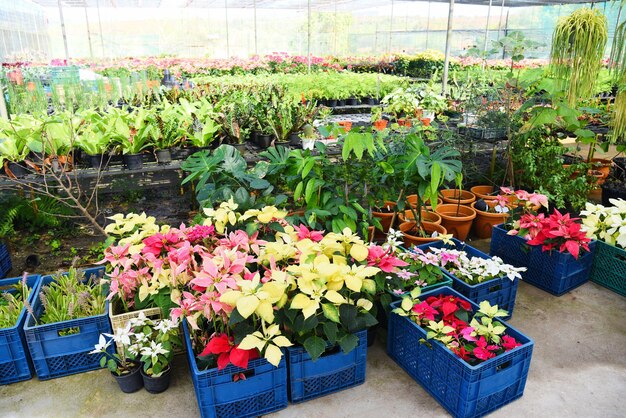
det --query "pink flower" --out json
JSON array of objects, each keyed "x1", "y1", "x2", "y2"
[
  {"x1": 499, "y1": 186, "x2": 513, "y2": 195},
  {"x1": 460, "y1": 326, "x2": 477, "y2": 342},
  {"x1": 473, "y1": 336, "x2": 499, "y2": 360},
  {"x1": 187, "y1": 224, "x2": 215, "y2": 243},
  {"x1": 502, "y1": 335, "x2": 521, "y2": 351},
  {"x1": 294, "y1": 224, "x2": 325, "y2": 242},
  {"x1": 528, "y1": 193, "x2": 549, "y2": 209},
  {"x1": 411, "y1": 301, "x2": 438, "y2": 321},
  {"x1": 366, "y1": 245, "x2": 409, "y2": 273}
]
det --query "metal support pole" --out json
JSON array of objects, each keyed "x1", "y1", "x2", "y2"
[
  {"x1": 253, "y1": 0, "x2": 258, "y2": 55},
  {"x1": 442, "y1": 0, "x2": 455, "y2": 95},
  {"x1": 307, "y1": 0, "x2": 311, "y2": 74},
  {"x1": 83, "y1": 3, "x2": 94, "y2": 58},
  {"x1": 225, "y1": 0, "x2": 230, "y2": 57},
  {"x1": 497, "y1": 0, "x2": 505, "y2": 40},
  {"x1": 96, "y1": 0, "x2": 105, "y2": 57},
  {"x1": 388, "y1": 0, "x2": 394, "y2": 53},
  {"x1": 425, "y1": 1, "x2": 431, "y2": 49},
  {"x1": 502, "y1": 7, "x2": 510, "y2": 59},
  {"x1": 482, "y1": 0, "x2": 493, "y2": 66},
  {"x1": 333, "y1": 0, "x2": 338, "y2": 55},
  {"x1": 57, "y1": 0, "x2": 70, "y2": 61}
]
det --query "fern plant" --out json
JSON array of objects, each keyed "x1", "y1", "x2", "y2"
[
  {"x1": 550, "y1": 8, "x2": 608, "y2": 106},
  {"x1": 0, "y1": 195, "x2": 72, "y2": 238}
]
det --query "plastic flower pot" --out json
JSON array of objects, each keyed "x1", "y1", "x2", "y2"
[
  {"x1": 155, "y1": 149, "x2": 172, "y2": 165},
  {"x1": 86, "y1": 154, "x2": 109, "y2": 170},
  {"x1": 288, "y1": 132, "x2": 302, "y2": 146},
  {"x1": 435, "y1": 204, "x2": 477, "y2": 241},
  {"x1": 346, "y1": 97, "x2": 359, "y2": 106},
  {"x1": 372, "y1": 201, "x2": 397, "y2": 233},
  {"x1": 274, "y1": 140, "x2": 290, "y2": 148},
  {"x1": 470, "y1": 201, "x2": 509, "y2": 239},
  {"x1": 113, "y1": 363, "x2": 144, "y2": 393},
  {"x1": 440, "y1": 189, "x2": 476, "y2": 205},
  {"x1": 398, "y1": 209, "x2": 442, "y2": 225},
  {"x1": 141, "y1": 366, "x2": 172, "y2": 394},
  {"x1": 123, "y1": 153, "x2": 144, "y2": 170},
  {"x1": 470, "y1": 185, "x2": 498, "y2": 200},
  {"x1": 302, "y1": 139, "x2": 315, "y2": 150},
  {"x1": 257, "y1": 134, "x2": 273, "y2": 149},
  {"x1": 399, "y1": 221, "x2": 447, "y2": 247},
  {"x1": 5, "y1": 162, "x2": 28, "y2": 178},
  {"x1": 326, "y1": 99, "x2": 338, "y2": 107},
  {"x1": 232, "y1": 143, "x2": 247, "y2": 157}
]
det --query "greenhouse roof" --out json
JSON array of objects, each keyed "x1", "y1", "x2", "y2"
[{"x1": 30, "y1": 0, "x2": 610, "y2": 9}]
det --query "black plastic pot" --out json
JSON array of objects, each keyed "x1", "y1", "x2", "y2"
[
  {"x1": 613, "y1": 157, "x2": 626, "y2": 182},
  {"x1": 141, "y1": 366, "x2": 171, "y2": 394},
  {"x1": 251, "y1": 131, "x2": 260, "y2": 145},
  {"x1": 274, "y1": 140, "x2": 290, "y2": 148},
  {"x1": 326, "y1": 99, "x2": 337, "y2": 107},
  {"x1": 170, "y1": 147, "x2": 193, "y2": 161},
  {"x1": 337, "y1": 99, "x2": 346, "y2": 106},
  {"x1": 346, "y1": 97, "x2": 359, "y2": 106},
  {"x1": 155, "y1": 149, "x2": 172, "y2": 165},
  {"x1": 233, "y1": 143, "x2": 247, "y2": 157},
  {"x1": 6, "y1": 162, "x2": 28, "y2": 178},
  {"x1": 113, "y1": 365, "x2": 143, "y2": 393},
  {"x1": 602, "y1": 180, "x2": 626, "y2": 206},
  {"x1": 257, "y1": 134, "x2": 273, "y2": 149},
  {"x1": 288, "y1": 133, "x2": 301, "y2": 146},
  {"x1": 87, "y1": 154, "x2": 109, "y2": 170},
  {"x1": 123, "y1": 153, "x2": 144, "y2": 170}
]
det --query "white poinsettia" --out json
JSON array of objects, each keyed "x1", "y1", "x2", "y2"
[{"x1": 581, "y1": 199, "x2": 626, "y2": 249}]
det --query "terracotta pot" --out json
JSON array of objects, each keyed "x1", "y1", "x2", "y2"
[
  {"x1": 338, "y1": 121, "x2": 352, "y2": 133},
  {"x1": 590, "y1": 158, "x2": 611, "y2": 179},
  {"x1": 399, "y1": 221, "x2": 447, "y2": 247},
  {"x1": 470, "y1": 185, "x2": 498, "y2": 200},
  {"x1": 406, "y1": 195, "x2": 442, "y2": 209},
  {"x1": 588, "y1": 169, "x2": 605, "y2": 187},
  {"x1": 470, "y1": 201, "x2": 509, "y2": 239},
  {"x1": 372, "y1": 201, "x2": 397, "y2": 233},
  {"x1": 373, "y1": 119, "x2": 388, "y2": 131},
  {"x1": 435, "y1": 204, "x2": 477, "y2": 241},
  {"x1": 398, "y1": 209, "x2": 442, "y2": 225},
  {"x1": 440, "y1": 189, "x2": 476, "y2": 205},
  {"x1": 421, "y1": 118, "x2": 431, "y2": 127}
]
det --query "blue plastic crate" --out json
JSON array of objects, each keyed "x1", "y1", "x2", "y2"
[
  {"x1": 387, "y1": 286, "x2": 534, "y2": 418},
  {"x1": 23, "y1": 267, "x2": 112, "y2": 380},
  {"x1": 490, "y1": 224, "x2": 596, "y2": 296},
  {"x1": 415, "y1": 239, "x2": 519, "y2": 318},
  {"x1": 0, "y1": 243, "x2": 12, "y2": 279},
  {"x1": 182, "y1": 322, "x2": 288, "y2": 418},
  {"x1": 0, "y1": 275, "x2": 41, "y2": 385},
  {"x1": 287, "y1": 329, "x2": 367, "y2": 403}
]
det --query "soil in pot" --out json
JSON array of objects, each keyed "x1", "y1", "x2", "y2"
[
  {"x1": 435, "y1": 204, "x2": 477, "y2": 241},
  {"x1": 156, "y1": 149, "x2": 172, "y2": 165},
  {"x1": 114, "y1": 364, "x2": 143, "y2": 393},
  {"x1": 399, "y1": 221, "x2": 447, "y2": 246},
  {"x1": 123, "y1": 153, "x2": 144, "y2": 170},
  {"x1": 471, "y1": 201, "x2": 509, "y2": 239},
  {"x1": 398, "y1": 209, "x2": 442, "y2": 225},
  {"x1": 257, "y1": 134, "x2": 273, "y2": 149},
  {"x1": 141, "y1": 366, "x2": 172, "y2": 394},
  {"x1": 470, "y1": 185, "x2": 498, "y2": 200},
  {"x1": 440, "y1": 189, "x2": 476, "y2": 205}
]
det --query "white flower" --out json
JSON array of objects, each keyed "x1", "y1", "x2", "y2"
[
  {"x1": 90, "y1": 334, "x2": 111, "y2": 354},
  {"x1": 134, "y1": 332, "x2": 148, "y2": 344},
  {"x1": 105, "y1": 323, "x2": 133, "y2": 346},
  {"x1": 129, "y1": 311, "x2": 148, "y2": 327},
  {"x1": 154, "y1": 318, "x2": 178, "y2": 334},
  {"x1": 128, "y1": 344, "x2": 141, "y2": 356},
  {"x1": 141, "y1": 341, "x2": 169, "y2": 363}
]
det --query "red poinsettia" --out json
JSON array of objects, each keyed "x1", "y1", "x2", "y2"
[
  {"x1": 501, "y1": 335, "x2": 522, "y2": 351},
  {"x1": 525, "y1": 209, "x2": 591, "y2": 259},
  {"x1": 473, "y1": 336, "x2": 500, "y2": 361},
  {"x1": 199, "y1": 333, "x2": 259, "y2": 370},
  {"x1": 426, "y1": 295, "x2": 472, "y2": 320},
  {"x1": 411, "y1": 301, "x2": 438, "y2": 321}
]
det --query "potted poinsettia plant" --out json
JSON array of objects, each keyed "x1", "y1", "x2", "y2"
[
  {"x1": 580, "y1": 199, "x2": 626, "y2": 296},
  {"x1": 490, "y1": 191, "x2": 596, "y2": 296},
  {"x1": 91, "y1": 324, "x2": 142, "y2": 393}
]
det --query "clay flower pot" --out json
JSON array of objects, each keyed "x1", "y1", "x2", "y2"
[
  {"x1": 440, "y1": 189, "x2": 476, "y2": 205},
  {"x1": 435, "y1": 204, "x2": 477, "y2": 241},
  {"x1": 398, "y1": 209, "x2": 442, "y2": 225},
  {"x1": 470, "y1": 201, "x2": 509, "y2": 239},
  {"x1": 399, "y1": 221, "x2": 447, "y2": 247},
  {"x1": 338, "y1": 121, "x2": 352, "y2": 133},
  {"x1": 373, "y1": 119, "x2": 388, "y2": 131},
  {"x1": 406, "y1": 194, "x2": 442, "y2": 209},
  {"x1": 590, "y1": 158, "x2": 611, "y2": 179},
  {"x1": 372, "y1": 201, "x2": 397, "y2": 233},
  {"x1": 470, "y1": 185, "x2": 498, "y2": 200}
]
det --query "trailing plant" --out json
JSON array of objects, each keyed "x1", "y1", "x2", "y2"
[{"x1": 550, "y1": 8, "x2": 608, "y2": 106}]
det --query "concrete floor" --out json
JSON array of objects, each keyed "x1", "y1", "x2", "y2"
[{"x1": 1, "y1": 276, "x2": 624, "y2": 418}]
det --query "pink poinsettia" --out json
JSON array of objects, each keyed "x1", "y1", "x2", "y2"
[
  {"x1": 366, "y1": 245, "x2": 408, "y2": 273},
  {"x1": 294, "y1": 224, "x2": 325, "y2": 242},
  {"x1": 473, "y1": 336, "x2": 500, "y2": 361}
]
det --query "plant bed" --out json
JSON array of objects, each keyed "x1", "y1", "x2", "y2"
[
  {"x1": 286, "y1": 329, "x2": 367, "y2": 403},
  {"x1": 0, "y1": 242, "x2": 11, "y2": 279},
  {"x1": 415, "y1": 239, "x2": 521, "y2": 318},
  {"x1": 588, "y1": 240, "x2": 626, "y2": 297},
  {"x1": 387, "y1": 286, "x2": 534, "y2": 418},
  {"x1": 0, "y1": 274, "x2": 41, "y2": 385},
  {"x1": 183, "y1": 322, "x2": 288, "y2": 418},
  {"x1": 23, "y1": 267, "x2": 112, "y2": 380},
  {"x1": 490, "y1": 224, "x2": 596, "y2": 296}
]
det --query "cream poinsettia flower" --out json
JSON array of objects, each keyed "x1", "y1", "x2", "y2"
[
  {"x1": 259, "y1": 241, "x2": 298, "y2": 264},
  {"x1": 220, "y1": 273, "x2": 287, "y2": 323},
  {"x1": 203, "y1": 198, "x2": 239, "y2": 234},
  {"x1": 287, "y1": 254, "x2": 341, "y2": 295},
  {"x1": 330, "y1": 264, "x2": 380, "y2": 292},
  {"x1": 238, "y1": 323, "x2": 292, "y2": 366},
  {"x1": 241, "y1": 206, "x2": 288, "y2": 223},
  {"x1": 289, "y1": 280, "x2": 329, "y2": 318},
  {"x1": 324, "y1": 228, "x2": 368, "y2": 261}
]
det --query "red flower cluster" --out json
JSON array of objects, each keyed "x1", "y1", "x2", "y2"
[
  {"x1": 408, "y1": 294, "x2": 521, "y2": 365},
  {"x1": 522, "y1": 209, "x2": 591, "y2": 259},
  {"x1": 199, "y1": 333, "x2": 259, "y2": 370}
]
